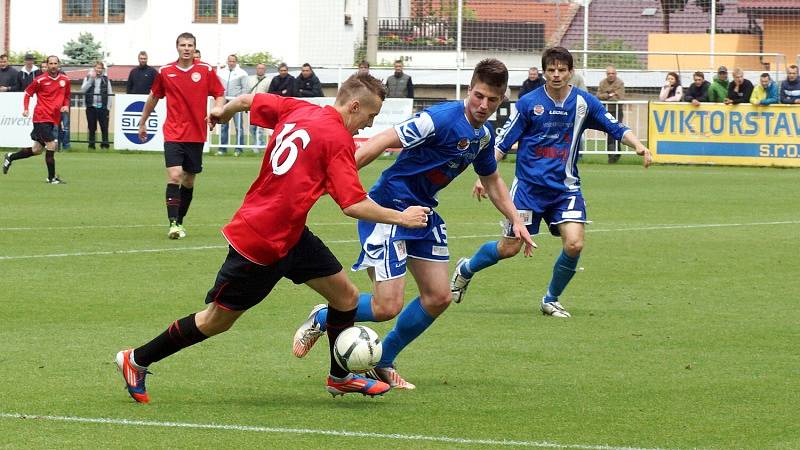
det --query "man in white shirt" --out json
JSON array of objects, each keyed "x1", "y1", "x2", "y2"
[{"x1": 216, "y1": 54, "x2": 247, "y2": 155}]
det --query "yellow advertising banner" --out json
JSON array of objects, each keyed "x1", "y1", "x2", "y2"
[{"x1": 648, "y1": 102, "x2": 800, "y2": 167}]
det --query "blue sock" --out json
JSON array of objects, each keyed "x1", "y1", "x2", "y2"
[
  {"x1": 378, "y1": 297, "x2": 434, "y2": 367},
  {"x1": 544, "y1": 250, "x2": 579, "y2": 302},
  {"x1": 459, "y1": 241, "x2": 500, "y2": 279},
  {"x1": 317, "y1": 293, "x2": 375, "y2": 331}
]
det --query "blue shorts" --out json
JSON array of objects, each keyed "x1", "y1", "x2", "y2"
[
  {"x1": 352, "y1": 211, "x2": 449, "y2": 281},
  {"x1": 504, "y1": 190, "x2": 590, "y2": 237}
]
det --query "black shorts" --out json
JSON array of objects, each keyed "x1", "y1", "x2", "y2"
[
  {"x1": 205, "y1": 227, "x2": 343, "y2": 311},
  {"x1": 31, "y1": 123, "x2": 56, "y2": 145},
  {"x1": 164, "y1": 141, "x2": 204, "y2": 174}
]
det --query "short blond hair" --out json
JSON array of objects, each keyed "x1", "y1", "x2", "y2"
[{"x1": 335, "y1": 73, "x2": 386, "y2": 105}]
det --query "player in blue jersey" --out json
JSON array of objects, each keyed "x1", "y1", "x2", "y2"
[
  {"x1": 450, "y1": 47, "x2": 652, "y2": 318},
  {"x1": 292, "y1": 59, "x2": 535, "y2": 389}
]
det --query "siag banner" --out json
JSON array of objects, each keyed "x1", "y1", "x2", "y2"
[
  {"x1": 113, "y1": 94, "x2": 169, "y2": 151},
  {"x1": 649, "y1": 102, "x2": 800, "y2": 167}
]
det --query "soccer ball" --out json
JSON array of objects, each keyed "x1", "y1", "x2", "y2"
[{"x1": 333, "y1": 325, "x2": 382, "y2": 373}]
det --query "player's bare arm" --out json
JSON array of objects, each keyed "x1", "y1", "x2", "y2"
[
  {"x1": 478, "y1": 171, "x2": 536, "y2": 256},
  {"x1": 137, "y1": 94, "x2": 160, "y2": 141},
  {"x1": 621, "y1": 132, "x2": 652, "y2": 168},
  {"x1": 342, "y1": 198, "x2": 430, "y2": 228},
  {"x1": 209, "y1": 94, "x2": 252, "y2": 129},
  {"x1": 473, "y1": 148, "x2": 505, "y2": 200},
  {"x1": 355, "y1": 127, "x2": 401, "y2": 169}
]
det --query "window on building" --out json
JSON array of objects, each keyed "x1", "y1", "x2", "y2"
[
  {"x1": 195, "y1": 0, "x2": 238, "y2": 23},
  {"x1": 62, "y1": 0, "x2": 125, "y2": 23}
]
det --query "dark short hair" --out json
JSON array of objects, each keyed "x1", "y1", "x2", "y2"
[
  {"x1": 0, "y1": 54, "x2": 7, "y2": 59},
  {"x1": 47, "y1": 55, "x2": 60, "y2": 64},
  {"x1": 760, "y1": 72, "x2": 771, "y2": 79},
  {"x1": 358, "y1": 60, "x2": 369, "y2": 68},
  {"x1": 138, "y1": 51, "x2": 148, "y2": 57},
  {"x1": 542, "y1": 47, "x2": 573, "y2": 71},
  {"x1": 470, "y1": 58, "x2": 508, "y2": 90},
  {"x1": 176, "y1": 32, "x2": 196, "y2": 46},
  {"x1": 336, "y1": 72, "x2": 386, "y2": 105},
  {"x1": 302, "y1": 63, "x2": 312, "y2": 69},
  {"x1": 693, "y1": 71, "x2": 704, "y2": 79},
  {"x1": 394, "y1": 59, "x2": 403, "y2": 65},
  {"x1": 278, "y1": 63, "x2": 288, "y2": 70},
  {"x1": 228, "y1": 54, "x2": 238, "y2": 61},
  {"x1": 667, "y1": 71, "x2": 681, "y2": 85},
  {"x1": 194, "y1": 49, "x2": 201, "y2": 56}
]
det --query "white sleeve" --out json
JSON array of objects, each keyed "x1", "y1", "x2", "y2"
[{"x1": 393, "y1": 112, "x2": 435, "y2": 149}]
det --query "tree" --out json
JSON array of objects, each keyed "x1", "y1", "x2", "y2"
[
  {"x1": 237, "y1": 52, "x2": 280, "y2": 67},
  {"x1": 63, "y1": 32, "x2": 104, "y2": 64}
]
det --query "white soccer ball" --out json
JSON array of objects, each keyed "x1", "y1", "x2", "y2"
[{"x1": 334, "y1": 325, "x2": 382, "y2": 373}]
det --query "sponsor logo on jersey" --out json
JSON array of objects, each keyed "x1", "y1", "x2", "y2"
[
  {"x1": 457, "y1": 138, "x2": 469, "y2": 150},
  {"x1": 121, "y1": 101, "x2": 159, "y2": 144},
  {"x1": 58, "y1": 80, "x2": 66, "y2": 87},
  {"x1": 191, "y1": 72, "x2": 201, "y2": 82},
  {"x1": 533, "y1": 104, "x2": 544, "y2": 115},
  {"x1": 604, "y1": 111, "x2": 617, "y2": 123},
  {"x1": 549, "y1": 110, "x2": 568, "y2": 116}
]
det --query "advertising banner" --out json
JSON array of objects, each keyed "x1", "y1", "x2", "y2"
[
  {"x1": 0, "y1": 93, "x2": 37, "y2": 147},
  {"x1": 113, "y1": 94, "x2": 169, "y2": 151},
  {"x1": 649, "y1": 102, "x2": 800, "y2": 167}
]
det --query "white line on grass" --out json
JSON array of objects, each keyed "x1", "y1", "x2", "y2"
[
  {"x1": 1, "y1": 220, "x2": 797, "y2": 261},
  {"x1": 0, "y1": 412, "x2": 669, "y2": 450}
]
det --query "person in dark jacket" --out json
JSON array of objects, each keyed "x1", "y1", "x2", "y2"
[
  {"x1": 126, "y1": 51, "x2": 157, "y2": 94},
  {"x1": 724, "y1": 68, "x2": 753, "y2": 105},
  {"x1": 519, "y1": 66, "x2": 544, "y2": 98},
  {"x1": 684, "y1": 71, "x2": 710, "y2": 105},
  {"x1": 0, "y1": 54, "x2": 19, "y2": 92},
  {"x1": 780, "y1": 64, "x2": 800, "y2": 104},
  {"x1": 268, "y1": 63, "x2": 295, "y2": 97},
  {"x1": 385, "y1": 60, "x2": 414, "y2": 98},
  {"x1": 294, "y1": 63, "x2": 323, "y2": 97},
  {"x1": 17, "y1": 53, "x2": 37, "y2": 91},
  {"x1": 81, "y1": 61, "x2": 113, "y2": 149}
]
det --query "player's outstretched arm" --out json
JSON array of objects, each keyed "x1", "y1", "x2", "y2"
[
  {"x1": 479, "y1": 171, "x2": 536, "y2": 257},
  {"x1": 138, "y1": 94, "x2": 159, "y2": 142},
  {"x1": 342, "y1": 198, "x2": 430, "y2": 228},
  {"x1": 355, "y1": 127, "x2": 401, "y2": 169},
  {"x1": 621, "y1": 132, "x2": 653, "y2": 168},
  {"x1": 209, "y1": 93, "x2": 254, "y2": 129}
]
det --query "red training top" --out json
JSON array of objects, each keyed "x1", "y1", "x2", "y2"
[
  {"x1": 150, "y1": 60, "x2": 224, "y2": 142},
  {"x1": 223, "y1": 94, "x2": 368, "y2": 265},
  {"x1": 24, "y1": 73, "x2": 71, "y2": 124}
]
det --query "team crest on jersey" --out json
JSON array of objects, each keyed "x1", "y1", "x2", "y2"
[
  {"x1": 457, "y1": 138, "x2": 469, "y2": 150},
  {"x1": 58, "y1": 80, "x2": 65, "y2": 87},
  {"x1": 533, "y1": 104, "x2": 544, "y2": 115},
  {"x1": 191, "y1": 72, "x2": 201, "y2": 82}
]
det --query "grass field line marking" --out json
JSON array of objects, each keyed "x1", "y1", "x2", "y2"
[
  {"x1": 0, "y1": 412, "x2": 669, "y2": 450},
  {"x1": 1, "y1": 220, "x2": 797, "y2": 261}
]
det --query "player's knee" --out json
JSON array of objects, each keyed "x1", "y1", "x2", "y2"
[
  {"x1": 564, "y1": 239, "x2": 584, "y2": 256},
  {"x1": 423, "y1": 290, "x2": 452, "y2": 312},
  {"x1": 371, "y1": 295, "x2": 404, "y2": 321},
  {"x1": 498, "y1": 239, "x2": 522, "y2": 259}
]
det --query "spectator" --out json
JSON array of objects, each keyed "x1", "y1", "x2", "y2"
[
  {"x1": 268, "y1": 62, "x2": 295, "y2": 97},
  {"x1": 684, "y1": 71, "x2": 710, "y2": 105},
  {"x1": 780, "y1": 64, "x2": 800, "y2": 104},
  {"x1": 126, "y1": 51, "x2": 157, "y2": 94},
  {"x1": 358, "y1": 60, "x2": 370, "y2": 75},
  {"x1": 751, "y1": 73, "x2": 779, "y2": 106},
  {"x1": 217, "y1": 54, "x2": 248, "y2": 156},
  {"x1": 708, "y1": 66, "x2": 729, "y2": 103},
  {"x1": 571, "y1": 70, "x2": 586, "y2": 91},
  {"x1": 17, "y1": 53, "x2": 37, "y2": 91},
  {"x1": 659, "y1": 72, "x2": 683, "y2": 101},
  {"x1": 193, "y1": 49, "x2": 201, "y2": 61},
  {"x1": 245, "y1": 63, "x2": 269, "y2": 150},
  {"x1": 724, "y1": 68, "x2": 753, "y2": 105},
  {"x1": 0, "y1": 53, "x2": 19, "y2": 92},
  {"x1": 294, "y1": 63, "x2": 323, "y2": 97},
  {"x1": 519, "y1": 66, "x2": 544, "y2": 98},
  {"x1": 81, "y1": 60, "x2": 113, "y2": 149},
  {"x1": 385, "y1": 60, "x2": 414, "y2": 99},
  {"x1": 596, "y1": 65, "x2": 625, "y2": 163}
]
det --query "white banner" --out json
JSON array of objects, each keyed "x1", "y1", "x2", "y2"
[
  {"x1": 113, "y1": 94, "x2": 167, "y2": 151},
  {"x1": 0, "y1": 93, "x2": 37, "y2": 147}
]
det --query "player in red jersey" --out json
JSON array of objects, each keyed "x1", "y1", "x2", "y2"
[
  {"x1": 137, "y1": 32, "x2": 225, "y2": 240},
  {"x1": 3, "y1": 56, "x2": 70, "y2": 183},
  {"x1": 115, "y1": 73, "x2": 431, "y2": 403}
]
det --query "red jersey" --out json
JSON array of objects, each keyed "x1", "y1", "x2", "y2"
[
  {"x1": 223, "y1": 94, "x2": 368, "y2": 265},
  {"x1": 24, "y1": 72, "x2": 70, "y2": 124},
  {"x1": 150, "y1": 60, "x2": 224, "y2": 142}
]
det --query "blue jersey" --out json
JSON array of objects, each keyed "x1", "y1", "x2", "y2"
[
  {"x1": 497, "y1": 87, "x2": 630, "y2": 208},
  {"x1": 368, "y1": 100, "x2": 497, "y2": 210}
]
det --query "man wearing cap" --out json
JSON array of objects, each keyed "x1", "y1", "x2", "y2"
[
  {"x1": 0, "y1": 54, "x2": 19, "y2": 92},
  {"x1": 17, "y1": 54, "x2": 38, "y2": 91},
  {"x1": 708, "y1": 66, "x2": 729, "y2": 103}
]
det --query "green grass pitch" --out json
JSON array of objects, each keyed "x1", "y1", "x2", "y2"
[{"x1": 1, "y1": 150, "x2": 798, "y2": 449}]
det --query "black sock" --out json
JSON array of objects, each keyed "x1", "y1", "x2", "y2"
[
  {"x1": 44, "y1": 151, "x2": 55, "y2": 179},
  {"x1": 9, "y1": 148, "x2": 34, "y2": 161},
  {"x1": 133, "y1": 313, "x2": 208, "y2": 367},
  {"x1": 177, "y1": 186, "x2": 194, "y2": 225},
  {"x1": 326, "y1": 305, "x2": 357, "y2": 378},
  {"x1": 165, "y1": 183, "x2": 180, "y2": 222}
]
